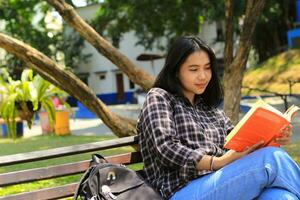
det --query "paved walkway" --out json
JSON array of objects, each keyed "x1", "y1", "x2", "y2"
[
  {"x1": 23, "y1": 104, "x2": 141, "y2": 138},
  {"x1": 23, "y1": 118, "x2": 113, "y2": 138}
]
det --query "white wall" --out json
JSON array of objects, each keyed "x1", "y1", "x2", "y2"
[{"x1": 75, "y1": 4, "x2": 165, "y2": 95}]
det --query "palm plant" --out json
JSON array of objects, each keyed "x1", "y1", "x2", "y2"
[{"x1": 0, "y1": 68, "x2": 70, "y2": 139}]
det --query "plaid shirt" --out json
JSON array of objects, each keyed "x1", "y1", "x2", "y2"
[{"x1": 137, "y1": 88, "x2": 234, "y2": 199}]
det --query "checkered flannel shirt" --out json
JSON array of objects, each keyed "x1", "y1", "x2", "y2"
[{"x1": 137, "y1": 88, "x2": 234, "y2": 199}]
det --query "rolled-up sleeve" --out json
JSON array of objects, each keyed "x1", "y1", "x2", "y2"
[{"x1": 143, "y1": 91, "x2": 206, "y2": 180}]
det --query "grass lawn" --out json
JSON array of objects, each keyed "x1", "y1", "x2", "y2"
[{"x1": 0, "y1": 134, "x2": 299, "y2": 199}]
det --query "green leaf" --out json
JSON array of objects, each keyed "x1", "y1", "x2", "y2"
[
  {"x1": 41, "y1": 98, "x2": 56, "y2": 126},
  {"x1": 33, "y1": 75, "x2": 50, "y2": 101},
  {"x1": 21, "y1": 69, "x2": 33, "y2": 82}
]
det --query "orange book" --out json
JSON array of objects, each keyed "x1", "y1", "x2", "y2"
[{"x1": 224, "y1": 100, "x2": 300, "y2": 152}]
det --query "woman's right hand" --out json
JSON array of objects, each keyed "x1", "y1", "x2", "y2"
[{"x1": 214, "y1": 141, "x2": 264, "y2": 170}]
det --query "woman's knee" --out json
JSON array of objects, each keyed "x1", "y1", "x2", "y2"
[
  {"x1": 249, "y1": 147, "x2": 292, "y2": 169},
  {"x1": 255, "y1": 147, "x2": 287, "y2": 159},
  {"x1": 254, "y1": 147, "x2": 298, "y2": 174}
]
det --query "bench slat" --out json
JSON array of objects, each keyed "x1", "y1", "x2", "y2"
[
  {"x1": 0, "y1": 161, "x2": 88, "y2": 188},
  {"x1": 0, "y1": 183, "x2": 77, "y2": 200},
  {"x1": 0, "y1": 152, "x2": 142, "y2": 187},
  {"x1": 0, "y1": 136, "x2": 138, "y2": 167}
]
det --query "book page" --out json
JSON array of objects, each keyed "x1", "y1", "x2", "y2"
[
  {"x1": 258, "y1": 101, "x2": 285, "y2": 118},
  {"x1": 284, "y1": 105, "x2": 300, "y2": 121}
]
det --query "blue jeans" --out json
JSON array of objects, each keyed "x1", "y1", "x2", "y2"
[{"x1": 170, "y1": 147, "x2": 300, "y2": 200}]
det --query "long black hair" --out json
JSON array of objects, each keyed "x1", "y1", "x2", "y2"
[{"x1": 153, "y1": 36, "x2": 223, "y2": 108}]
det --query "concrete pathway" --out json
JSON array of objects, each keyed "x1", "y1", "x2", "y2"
[
  {"x1": 23, "y1": 118, "x2": 112, "y2": 138},
  {"x1": 23, "y1": 104, "x2": 142, "y2": 138}
]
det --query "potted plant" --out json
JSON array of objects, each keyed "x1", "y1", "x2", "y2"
[
  {"x1": 39, "y1": 90, "x2": 72, "y2": 135},
  {"x1": 0, "y1": 68, "x2": 70, "y2": 139}
]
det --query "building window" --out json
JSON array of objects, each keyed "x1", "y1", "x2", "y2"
[
  {"x1": 95, "y1": 71, "x2": 107, "y2": 80},
  {"x1": 76, "y1": 73, "x2": 89, "y2": 85},
  {"x1": 99, "y1": 74, "x2": 106, "y2": 80},
  {"x1": 129, "y1": 80, "x2": 135, "y2": 89}
]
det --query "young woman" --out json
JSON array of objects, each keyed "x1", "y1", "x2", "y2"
[{"x1": 137, "y1": 36, "x2": 300, "y2": 200}]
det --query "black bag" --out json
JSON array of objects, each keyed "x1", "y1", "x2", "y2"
[{"x1": 74, "y1": 154, "x2": 163, "y2": 200}]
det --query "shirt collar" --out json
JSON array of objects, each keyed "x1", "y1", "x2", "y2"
[{"x1": 174, "y1": 94, "x2": 206, "y2": 108}]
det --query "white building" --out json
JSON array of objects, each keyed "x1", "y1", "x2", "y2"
[{"x1": 72, "y1": 4, "x2": 226, "y2": 105}]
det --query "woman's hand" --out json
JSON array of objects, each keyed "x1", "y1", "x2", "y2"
[
  {"x1": 275, "y1": 124, "x2": 293, "y2": 146},
  {"x1": 213, "y1": 141, "x2": 264, "y2": 170}
]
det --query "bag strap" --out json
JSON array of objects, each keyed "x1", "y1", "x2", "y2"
[
  {"x1": 90, "y1": 154, "x2": 108, "y2": 166},
  {"x1": 73, "y1": 165, "x2": 94, "y2": 200},
  {"x1": 73, "y1": 154, "x2": 107, "y2": 200}
]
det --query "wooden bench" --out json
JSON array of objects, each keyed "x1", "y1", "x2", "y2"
[{"x1": 0, "y1": 135, "x2": 142, "y2": 200}]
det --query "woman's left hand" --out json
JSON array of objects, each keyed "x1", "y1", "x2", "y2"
[{"x1": 275, "y1": 124, "x2": 293, "y2": 146}]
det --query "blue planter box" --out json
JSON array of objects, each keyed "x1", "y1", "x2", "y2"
[
  {"x1": 75, "y1": 102, "x2": 97, "y2": 119},
  {"x1": 1, "y1": 122, "x2": 24, "y2": 138}
]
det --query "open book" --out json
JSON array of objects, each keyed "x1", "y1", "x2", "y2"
[{"x1": 224, "y1": 100, "x2": 300, "y2": 152}]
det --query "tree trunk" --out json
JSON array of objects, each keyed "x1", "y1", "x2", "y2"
[
  {"x1": 224, "y1": 0, "x2": 266, "y2": 124},
  {"x1": 46, "y1": 0, "x2": 154, "y2": 91},
  {"x1": 0, "y1": 33, "x2": 137, "y2": 137}
]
